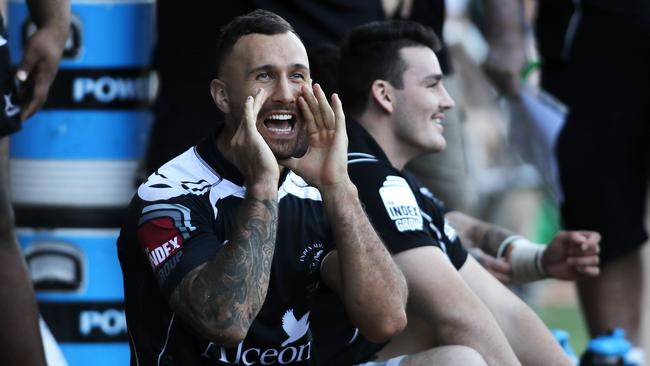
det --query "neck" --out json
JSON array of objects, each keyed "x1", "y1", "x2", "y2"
[{"x1": 357, "y1": 111, "x2": 416, "y2": 171}]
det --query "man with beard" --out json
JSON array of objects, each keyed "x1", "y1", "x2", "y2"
[{"x1": 117, "y1": 10, "x2": 489, "y2": 366}]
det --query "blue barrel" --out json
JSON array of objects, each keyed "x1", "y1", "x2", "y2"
[
  {"x1": 8, "y1": 0, "x2": 154, "y2": 227},
  {"x1": 8, "y1": 1, "x2": 154, "y2": 365},
  {"x1": 19, "y1": 228, "x2": 128, "y2": 366}
]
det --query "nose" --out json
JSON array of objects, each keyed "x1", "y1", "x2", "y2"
[
  {"x1": 270, "y1": 75, "x2": 299, "y2": 105},
  {"x1": 439, "y1": 84, "x2": 455, "y2": 111}
]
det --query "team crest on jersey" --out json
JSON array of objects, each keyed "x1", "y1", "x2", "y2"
[
  {"x1": 379, "y1": 176, "x2": 423, "y2": 232},
  {"x1": 299, "y1": 243, "x2": 325, "y2": 275}
]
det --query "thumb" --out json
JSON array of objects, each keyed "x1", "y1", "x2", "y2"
[{"x1": 278, "y1": 157, "x2": 299, "y2": 171}]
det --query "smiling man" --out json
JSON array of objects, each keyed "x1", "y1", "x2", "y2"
[
  {"x1": 309, "y1": 20, "x2": 579, "y2": 366},
  {"x1": 117, "y1": 10, "x2": 410, "y2": 365}
]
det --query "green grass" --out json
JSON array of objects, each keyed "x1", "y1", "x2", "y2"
[{"x1": 537, "y1": 305, "x2": 589, "y2": 356}]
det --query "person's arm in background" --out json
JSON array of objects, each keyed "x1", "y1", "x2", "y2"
[
  {"x1": 18, "y1": 0, "x2": 70, "y2": 121},
  {"x1": 0, "y1": 140, "x2": 46, "y2": 366},
  {"x1": 482, "y1": 0, "x2": 527, "y2": 96},
  {"x1": 0, "y1": 1, "x2": 70, "y2": 364},
  {"x1": 446, "y1": 210, "x2": 600, "y2": 283},
  {"x1": 285, "y1": 85, "x2": 408, "y2": 342}
]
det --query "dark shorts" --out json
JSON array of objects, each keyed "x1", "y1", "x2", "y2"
[
  {"x1": 541, "y1": 11, "x2": 650, "y2": 265},
  {"x1": 0, "y1": 13, "x2": 21, "y2": 138}
]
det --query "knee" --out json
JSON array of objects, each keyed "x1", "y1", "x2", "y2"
[
  {"x1": 415, "y1": 345, "x2": 487, "y2": 366},
  {"x1": 453, "y1": 346, "x2": 487, "y2": 366}
]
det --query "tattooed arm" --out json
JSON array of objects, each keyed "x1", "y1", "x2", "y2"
[
  {"x1": 446, "y1": 211, "x2": 600, "y2": 283},
  {"x1": 167, "y1": 88, "x2": 280, "y2": 346},
  {"x1": 445, "y1": 211, "x2": 513, "y2": 255},
  {"x1": 169, "y1": 194, "x2": 278, "y2": 346}
]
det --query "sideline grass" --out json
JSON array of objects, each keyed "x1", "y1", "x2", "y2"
[{"x1": 537, "y1": 305, "x2": 589, "y2": 356}]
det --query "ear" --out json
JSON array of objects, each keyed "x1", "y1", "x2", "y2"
[
  {"x1": 210, "y1": 79, "x2": 230, "y2": 114},
  {"x1": 370, "y1": 80, "x2": 394, "y2": 114}
]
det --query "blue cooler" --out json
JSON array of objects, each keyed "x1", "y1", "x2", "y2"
[
  {"x1": 8, "y1": 0, "x2": 154, "y2": 365},
  {"x1": 19, "y1": 228, "x2": 128, "y2": 366}
]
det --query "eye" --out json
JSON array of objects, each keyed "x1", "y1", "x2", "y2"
[
  {"x1": 291, "y1": 72, "x2": 306, "y2": 81},
  {"x1": 256, "y1": 72, "x2": 271, "y2": 81}
]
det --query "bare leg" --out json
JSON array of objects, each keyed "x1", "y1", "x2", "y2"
[
  {"x1": 577, "y1": 248, "x2": 644, "y2": 344},
  {"x1": 0, "y1": 138, "x2": 46, "y2": 366},
  {"x1": 399, "y1": 345, "x2": 487, "y2": 366}
]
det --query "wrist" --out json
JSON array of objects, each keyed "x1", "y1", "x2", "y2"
[
  {"x1": 497, "y1": 235, "x2": 545, "y2": 282},
  {"x1": 247, "y1": 179, "x2": 279, "y2": 200},
  {"x1": 318, "y1": 179, "x2": 358, "y2": 202}
]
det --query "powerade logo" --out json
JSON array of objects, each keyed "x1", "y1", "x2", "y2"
[
  {"x1": 79, "y1": 309, "x2": 127, "y2": 337},
  {"x1": 39, "y1": 301, "x2": 128, "y2": 342},
  {"x1": 73, "y1": 75, "x2": 149, "y2": 104},
  {"x1": 44, "y1": 69, "x2": 152, "y2": 110}
]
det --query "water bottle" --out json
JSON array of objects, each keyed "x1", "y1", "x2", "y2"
[{"x1": 580, "y1": 329, "x2": 630, "y2": 366}]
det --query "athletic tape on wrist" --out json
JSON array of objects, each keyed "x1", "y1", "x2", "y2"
[{"x1": 497, "y1": 235, "x2": 546, "y2": 283}]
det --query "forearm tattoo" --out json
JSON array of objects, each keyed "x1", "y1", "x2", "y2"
[
  {"x1": 474, "y1": 225, "x2": 515, "y2": 256},
  {"x1": 172, "y1": 197, "x2": 278, "y2": 343}
]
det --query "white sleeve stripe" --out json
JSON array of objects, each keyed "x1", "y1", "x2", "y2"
[{"x1": 157, "y1": 312, "x2": 176, "y2": 366}]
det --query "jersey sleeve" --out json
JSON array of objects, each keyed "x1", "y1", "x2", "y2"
[
  {"x1": 135, "y1": 193, "x2": 223, "y2": 298},
  {"x1": 349, "y1": 161, "x2": 440, "y2": 254}
]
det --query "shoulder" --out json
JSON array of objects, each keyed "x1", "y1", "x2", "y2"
[{"x1": 138, "y1": 147, "x2": 244, "y2": 203}]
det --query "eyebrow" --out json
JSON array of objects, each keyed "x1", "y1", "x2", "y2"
[
  {"x1": 423, "y1": 74, "x2": 443, "y2": 83},
  {"x1": 248, "y1": 63, "x2": 309, "y2": 76}
]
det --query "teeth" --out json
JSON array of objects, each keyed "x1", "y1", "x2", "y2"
[
  {"x1": 267, "y1": 114, "x2": 292, "y2": 121},
  {"x1": 268, "y1": 126, "x2": 292, "y2": 133}
]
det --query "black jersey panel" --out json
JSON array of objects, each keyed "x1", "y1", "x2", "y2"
[{"x1": 348, "y1": 160, "x2": 440, "y2": 254}]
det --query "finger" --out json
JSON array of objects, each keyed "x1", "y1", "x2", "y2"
[
  {"x1": 243, "y1": 95, "x2": 256, "y2": 131},
  {"x1": 488, "y1": 259, "x2": 512, "y2": 274},
  {"x1": 487, "y1": 269, "x2": 512, "y2": 284},
  {"x1": 252, "y1": 88, "x2": 266, "y2": 117},
  {"x1": 331, "y1": 93, "x2": 346, "y2": 134},
  {"x1": 20, "y1": 75, "x2": 49, "y2": 121},
  {"x1": 301, "y1": 85, "x2": 324, "y2": 130},
  {"x1": 567, "y1": 255, "x2": 599, "y2": 267},
  {"x1": 298, "y1": 96, "x2": 318, "y2": 135},
  {"x1": 400, "y1": 0, "x2": 414, "y2": 18},
  {"x1": 576, "y1": 265, "x2": 600, "y2": 277},
  {"x1": 313, "y1": 84, "x2": 335, "y2": 130},
  {"x1": 567, "y1": 240, "x2": 600, "y2": 255},
  {"x1": 15, "y1": 47, "x2": 39, "y2": 83}
]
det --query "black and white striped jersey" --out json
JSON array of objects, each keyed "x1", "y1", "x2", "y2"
[{"x1": 117, "y1": 134, "x2": 334, "y2": 365}]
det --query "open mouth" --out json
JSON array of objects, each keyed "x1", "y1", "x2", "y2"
[{"x1": 263, "y1": 113, "x2": 296, "y2": 135}]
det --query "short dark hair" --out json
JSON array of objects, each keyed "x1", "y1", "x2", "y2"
[
  {"x1": 215, "y1": 9, "x2": 299, "y2": 77},
  {"x1": 339, "y1": 20, "x2": 442, "y2": 117}
]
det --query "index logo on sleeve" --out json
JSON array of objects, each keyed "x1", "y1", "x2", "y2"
[
  {"x1": 379, "y1": 176, "x2": 423, "y2": 232},
  {"x1": 137, "y1": 217, "x2": 185, "y2": 271}
]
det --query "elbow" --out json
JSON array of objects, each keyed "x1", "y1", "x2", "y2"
[
  {"x1": 360, "y1": 309, "x2": 407, "y2": 343},
  {"x1": 202, "y1": 325, "x2": 248, "y2": 348},
  {"x1": 176, "y1": 308, "x2": 251, "y2": 348}
]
